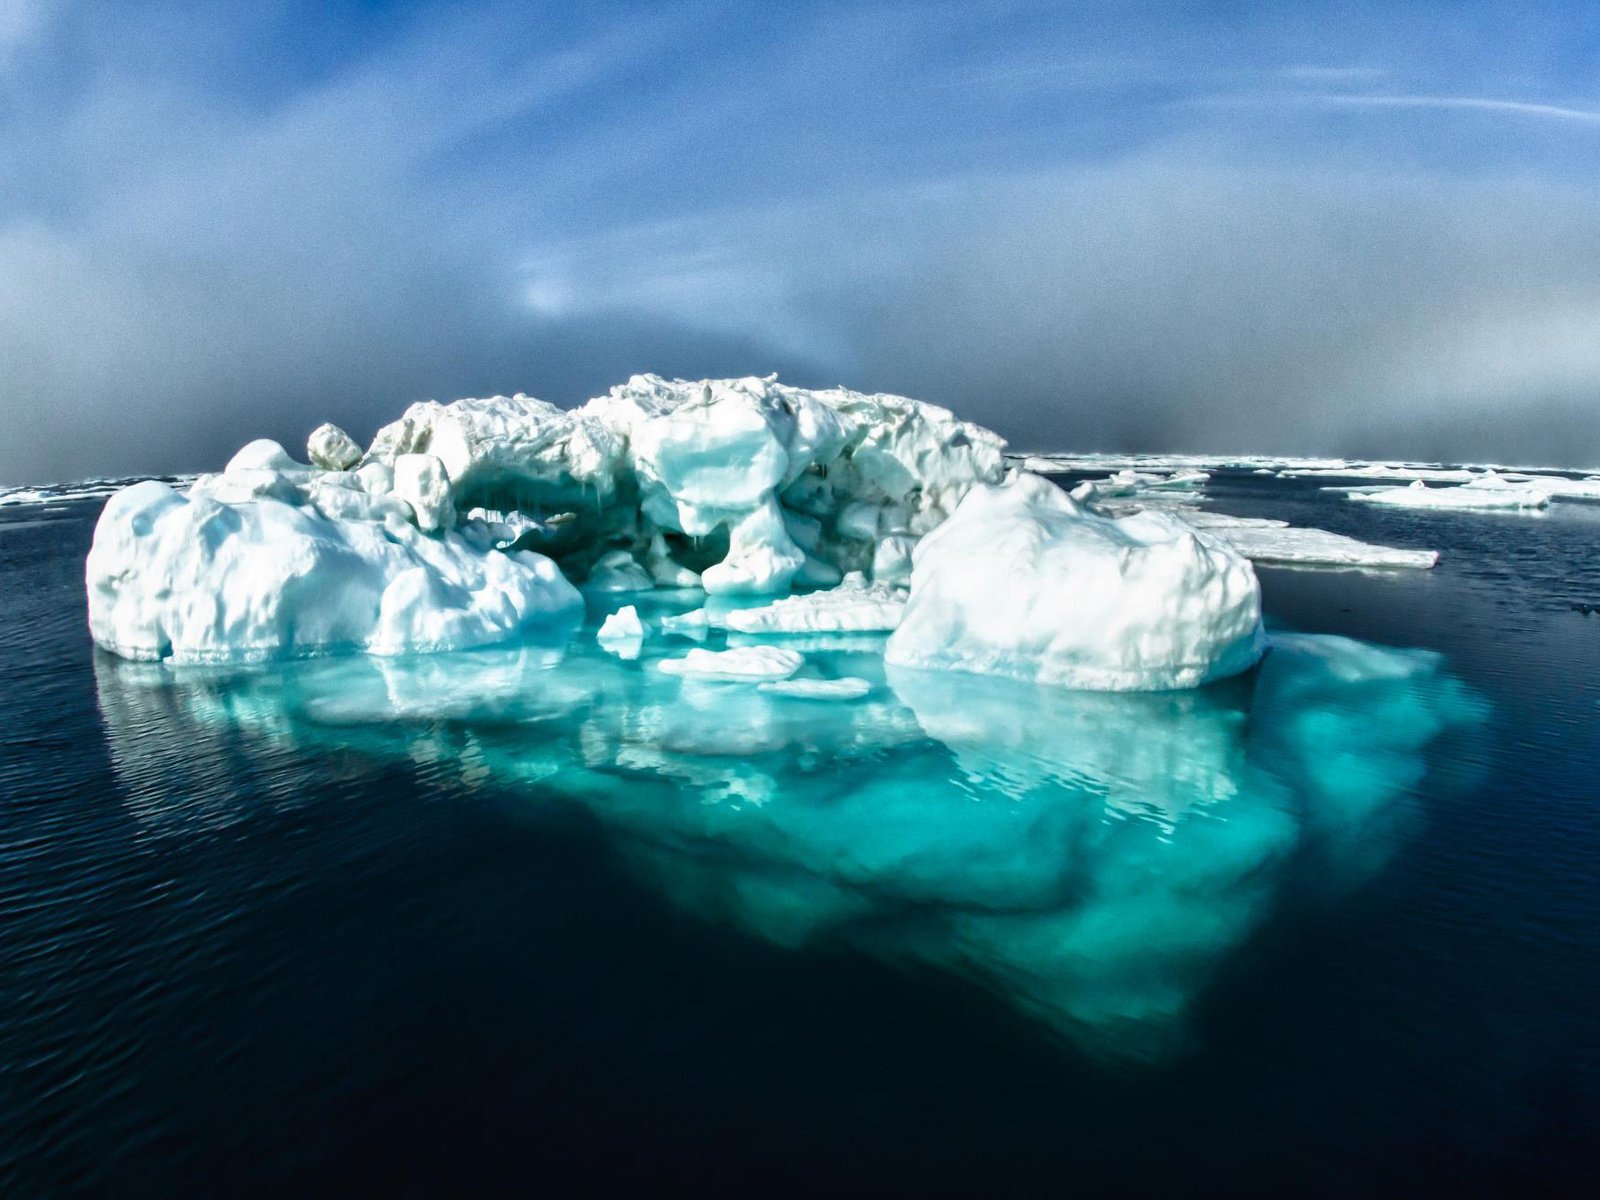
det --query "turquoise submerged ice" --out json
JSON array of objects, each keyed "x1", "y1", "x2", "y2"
[{"x1": 94, "y1": 622, "x2": 1482, "y2": 1060}]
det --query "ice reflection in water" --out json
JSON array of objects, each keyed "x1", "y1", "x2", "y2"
[{"x1": 95, "y1": 628, "x2": 1483, "y2": 1059}]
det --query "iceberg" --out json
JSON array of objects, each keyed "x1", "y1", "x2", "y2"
[
  {"x1": 885, "y1": 474, "x2": 1266, "y2": 690},
  {"x1": 306, "y1": 423, "x2": 362, "y2": 472},
  {"x1": 88, "y1": 375, "x2": 1008, "y2": 663}
]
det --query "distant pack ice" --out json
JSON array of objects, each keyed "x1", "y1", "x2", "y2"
[{"x1": 85, "y1": 373, "x2": 1267, "y2": 689}]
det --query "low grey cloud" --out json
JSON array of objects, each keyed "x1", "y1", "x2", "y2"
[{"x1": 3, "y1": 2, "x2": 1600, "y2": 482}]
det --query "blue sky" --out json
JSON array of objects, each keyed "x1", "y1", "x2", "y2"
[{"x1": 4, "y1": 1, "x2": 1600, "y2": 481}]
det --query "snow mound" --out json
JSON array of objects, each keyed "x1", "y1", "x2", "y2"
[
  {"x1": 659, "y1": 646, "x2": 805, "y2": 681},
  {"x1": 87, "y1": 474, "x2": 581, "y2": 663},
  {"x1": 885, "y1": 473, "x2": 1266, "y2": 690}
]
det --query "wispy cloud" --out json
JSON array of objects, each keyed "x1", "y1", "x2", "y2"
[
  {"x1": 6, "y1": 2, "x2": 1600, "y2": 481},
  {"x1": 1300, "y1": 91, "x2": 1600, "y2": 125},
  {"x1": 1195, "y1": 89, "x2": 1600, "y2": 127}
]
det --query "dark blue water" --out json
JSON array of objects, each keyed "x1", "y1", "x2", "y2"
[{"x1": 3, "y1": 475, "x2": 1599, "y2": 1197}]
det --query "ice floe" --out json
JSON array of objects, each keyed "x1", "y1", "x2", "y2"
[{"x1": 1350, "y1": 478, "x2": 1550, "y2": 511}]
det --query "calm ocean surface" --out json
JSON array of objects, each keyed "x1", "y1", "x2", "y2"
[{"x1": 3, "y1": 472, "x2": 1598, "y2": 1196}]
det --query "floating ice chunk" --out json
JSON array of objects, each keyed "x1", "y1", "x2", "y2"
[
  {"x1": 392, "y1": 453, "x2": 455, "y2": 532},
  {"x1": 597, "y1": 604, "x2": 645, "y2": 642},
  {"x1": 1285, "y1": 463, "x2": 1479, "y2": 483},
  {"x1": 659, "y1": 646, "x2": 805, "y2": 681},
  {"x1": 307, "y1": 423, "x2": 362, "y2": 471},
  {"x1": 1467, "y1": 471, "x2": 1600, "y2": 504},
  {"x1": 585, "y1": 548, "x2": 656, "y2": 592},
  {"x1": 721, "y1": 572, "x2": 906, "y2": 635},
  {"x1": 1350, "y1": 479, "x2": 1549, "y2": 510},
  {"x1": 597, "y1": 605, "x2": 646, "y2": 659},
  {"x1": 86, "y1": 481, "x2": 581, "y2": 662},
  {"x1": 758, "y1": 676, "x2": 873, "y2": 700},
  {"x1": 886, "y1": 474, "x2": 1265, "y2": 690}
]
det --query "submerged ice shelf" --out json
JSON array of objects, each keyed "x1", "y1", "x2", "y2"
[{"x1": 94, "y1": 624, "x2": 1484, "y2": 1060}]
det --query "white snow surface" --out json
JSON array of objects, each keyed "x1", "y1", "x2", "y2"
[
  {"x1": 658, "y1": 645, "x2": 805, "y2": 681},
  {"x1": 363, "y1": 373, "x2": 1007, "y2": 596},
  {"x1": 1203, "y1": 521, "x2": 1439, "y2": 569},
  {"x1": 886, "y1": 474, "x2": 1266, "y2": 690},
  {"x1": 597, "y1": 605, "x2": 645, "y2": 643},
  {"x1": 1350, "y1": 479, "x2": 1550, "y2": 511},
  {"x1": 87, "y1": 474, "x2": 581, "y2": 663},
  {"x1": 87, "y1": 374, "x2": 1006, "y2": 663},
  {"x1": 1084, "y1": 496, "x2": 1439, "y2": 570},
  {"x1": 718, "y1": 572, "x2": 906, "y2": 635}
]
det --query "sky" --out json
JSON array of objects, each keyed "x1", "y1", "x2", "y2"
[{"x1": 4, "y1": 0, "x2": 1600, "y2": 482}]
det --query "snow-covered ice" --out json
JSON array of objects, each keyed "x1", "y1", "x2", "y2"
[
  {"x1": 658, "y1": 645, "x2": 806, "y2": 681},
  {"x1": 597, "y1": 605, "x2": 646, "y2": 658},
  {"x1": 1175, "y1": 511, "x2": 1439, "y2": 569},
  {"x1": 1283, "y1": 463, "x2": 1480, "y2": 483},
  {"x1": 718, "y1": 572, "x2": 905, "y2": 635},
  {"x1": 1350, "y1": 479, "x2": 1550, "y2": 511},
  {"x1": 87, "y1": 374, "x2": 1006, "y2": 664},
  {"x1": 361, "y1": 373, "x2": 1006, "y2": 597},
  {"x1": 886, "y1": 473, "x2": 1266, "y2": 690},
  {"x1": 87, "y1": 473, "x2": 581, "y2": 663}
]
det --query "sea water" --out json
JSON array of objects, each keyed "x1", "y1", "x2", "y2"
[{"x1": 2, "y1": 473, "x2": 1598, "y2": 1195}]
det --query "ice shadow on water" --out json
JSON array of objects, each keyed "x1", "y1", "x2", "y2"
[{"x1": 94, "y1": 630, "x2": 1485, "y2": 1061}]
